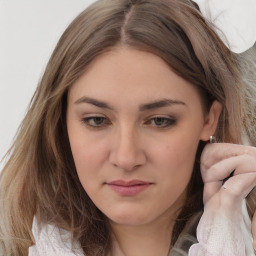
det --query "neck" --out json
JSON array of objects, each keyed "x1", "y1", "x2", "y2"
[{"x1": 108, "y1": 211, "x2": 176, "y2": 256}]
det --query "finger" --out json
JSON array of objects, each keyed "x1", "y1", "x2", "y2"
[
  {"x1": 201, "y1": 154, "x2": 256, "y2": 183},
  {"x1": 201, "y1": 143, "x2": 256, "y2": 170},
  {"x1": 222, "y1": 173, "x2": 256, "y2": 199},
  {"x1": 204, "y1": 173, "x2": 256, "y2": 206},
  {"x1": 203, "y1": 181, "x2": 222, "y2": 203},
  {"x1": 203, "y1": 174, "x2": 256, "y2": 219}
]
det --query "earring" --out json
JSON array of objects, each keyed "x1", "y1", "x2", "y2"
[{"x1": 210, "y1": 135, "x2": 216, "y2": 144}]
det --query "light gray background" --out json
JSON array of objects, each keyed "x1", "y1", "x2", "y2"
[{"x1": 0, "y1": 0, "x2": 96, "y2": 170}]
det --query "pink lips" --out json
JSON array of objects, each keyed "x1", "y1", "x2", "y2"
[{"x1": 106, "y1": 180, "x2": 152, "y2": 196}]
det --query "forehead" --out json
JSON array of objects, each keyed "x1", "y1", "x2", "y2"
[{"x1": 68, "y1": 47, "x2": 202, "y2": 107}]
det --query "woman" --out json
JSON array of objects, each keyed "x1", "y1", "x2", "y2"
[{"x1": 0, "y1": 0, "x2": 255, "y2": 255}]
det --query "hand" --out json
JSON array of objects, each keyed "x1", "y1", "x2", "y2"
[
  {"x1": 201, "y1": 143, "x2": 256, "y2": 252},
  {"x1": 189, "y1": 143, "x2": 256, "y2": 256}
]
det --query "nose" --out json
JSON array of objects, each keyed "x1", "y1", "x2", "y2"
[{"x1": 109, "y1": 126, "x2": 146, "y2": 171}]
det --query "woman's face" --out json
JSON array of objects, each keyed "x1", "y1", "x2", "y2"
[{"x1": 67, "y1": 47, "x2": 219, "y2": 226}]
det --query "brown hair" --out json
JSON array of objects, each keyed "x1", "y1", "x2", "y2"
[{"x1": 1, "y1": 0, "x2": 255, "y2": 255}]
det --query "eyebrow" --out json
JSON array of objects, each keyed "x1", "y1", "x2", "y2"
[
  {"x1": 75, "y1": 96, "x2": 113, "y2": 109},
  {"x1": 139, "y1": 99, "x2": 186, "y2": 111},
  {"x1": 74, "y1": 96, "x2": 187, "y2": 111}
]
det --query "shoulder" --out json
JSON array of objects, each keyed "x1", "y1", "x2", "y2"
[{"x1": 29, "y1": 217, "x2": 84, "y2": 256}]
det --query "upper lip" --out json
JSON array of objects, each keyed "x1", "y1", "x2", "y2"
[{"x1": 107, "y1": 180, "x2": 152, "y2": 186}]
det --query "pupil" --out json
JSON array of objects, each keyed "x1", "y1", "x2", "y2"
[
  {"x1": 155, "y1": 118, "x2": 164, "y2": 125},
  {"x1": 95, "y1": 117, "x2": 103, "y2": 124}
]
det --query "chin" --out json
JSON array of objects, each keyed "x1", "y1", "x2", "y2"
[
  {"x1": 105, "y1": 208, "x2": 157, "y2": 226},
  {"x1": 110, "y1": 216, "x2": 152, "y2": 226}
]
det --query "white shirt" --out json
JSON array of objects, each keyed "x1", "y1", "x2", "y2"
[{"x1": 29, "y1": 200, "x2": 254, "y2": 256}]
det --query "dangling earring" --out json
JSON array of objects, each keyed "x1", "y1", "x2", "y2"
[{"x1": 210, "y1": 135, "x2": 216, "y2": 144}]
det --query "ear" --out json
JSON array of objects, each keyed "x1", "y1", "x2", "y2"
[{"x1": 200, "y1": 101, "x2": 222, "y2": 141}]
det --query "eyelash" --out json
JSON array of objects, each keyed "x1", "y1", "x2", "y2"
[
  {"x1": 82, "y1": 116, "x2": 111, "y2": 128},
  {"x1": 144, "y1": 117, "x2": 176, "y2": 128},
  {"x1": 81, "y1": 116, "x2": 176, "y2": 129}
]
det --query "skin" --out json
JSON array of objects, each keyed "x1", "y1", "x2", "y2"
[
  {"x1": 66, "y1": 47, "x2": 222, "y2": 256},
  {"x1": 192, "y1": 143, "x2": 256, "y2": 255}
]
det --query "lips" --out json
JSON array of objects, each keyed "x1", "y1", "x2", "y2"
[
  {"x1": 108, "y1": 180, "x2": 151, "y2": 186},
  {"x1": 106, "y1": 180, "x2": 152, "y2": 196}
]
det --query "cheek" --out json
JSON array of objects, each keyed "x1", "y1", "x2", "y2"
[
  {"x1": 156, "y1": 135, "x2": 199, "y2": 170},
  {"x1": 67, "y1": 123, "x2": 108, "y2": 186},
  {"x1": 71, "y1": 140, "x2": 104, "y2": 166},
  {"x1": 69, "y1": 140, "x2": 109, "y2": 201},
  {"x1": 71, "y1": 140, "x2": 108, "y2": 179},
  {"x1": 153, "y1": 132, "x2": 200, "y2": 191}
]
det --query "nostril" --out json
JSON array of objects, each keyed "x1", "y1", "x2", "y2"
[{"x1": 109, "y1": 146, "x2": 146, "y2": 171}]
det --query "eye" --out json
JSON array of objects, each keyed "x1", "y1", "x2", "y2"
[
  {"x1": 145, "y1": 117, "x2": 176, "y2": 128},
  {"x1": 82, "y1": 116, "x2": 110, "y2": 128}
]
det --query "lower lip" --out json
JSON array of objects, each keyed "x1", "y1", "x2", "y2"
[{"x1": 108, "y1": 184, "x2": 151, "y2": 196}]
